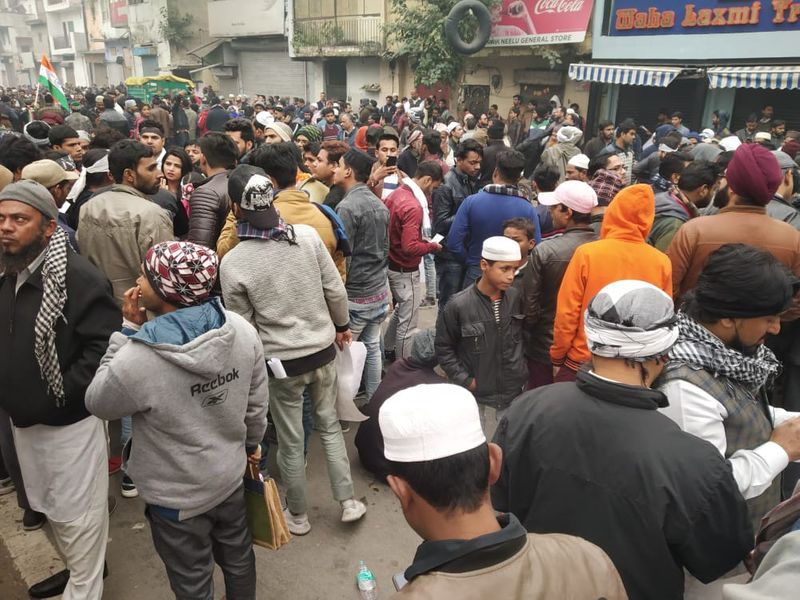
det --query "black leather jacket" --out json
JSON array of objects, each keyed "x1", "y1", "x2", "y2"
[
  {"x1": 187, "y1": 171, "x2": 230, "y2": 249},
  {"x1": 435, "y1": 284, "x2": 528, "y2": 409},
  {"x1": 432, "y1": 168, "x2": 479, "y2": 261},
  {"x1": 522, "y1": 227, "x2": 597, "y2": 363}
]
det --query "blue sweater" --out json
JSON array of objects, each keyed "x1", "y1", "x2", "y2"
[{"x1": 447, "y1": 189, "x2": 541, "y2": 266}]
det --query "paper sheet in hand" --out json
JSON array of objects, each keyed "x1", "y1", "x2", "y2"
[
  {"x1": 334, "y1": 342, "x2": 369, "y2": 422},
  {"x1": 431, "y1": 233, "x2": 444, "y2": 244}
]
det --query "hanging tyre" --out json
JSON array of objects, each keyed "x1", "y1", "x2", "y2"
[{"x1": 444, "y1": 0, "x2": 492, "y2": 56}]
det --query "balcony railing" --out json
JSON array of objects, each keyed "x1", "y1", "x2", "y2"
[
  {"x1": 44, "y1": 0, "x2": 81, "y2": 12},
  {"x1": 293, "y1": 16, "x2": 382, "y2": 57}
]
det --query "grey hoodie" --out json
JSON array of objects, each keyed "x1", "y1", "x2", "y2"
[{"x1": 86, "y1": 300, "x2": 268, "y2": 520}]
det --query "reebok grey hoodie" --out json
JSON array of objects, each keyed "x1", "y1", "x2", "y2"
[{"x1": 86, "y1": 299, "x2": 268, "y2": 520}]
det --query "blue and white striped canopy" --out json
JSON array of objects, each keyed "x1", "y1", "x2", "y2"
[
  {"x1": 568, "y1": 63, "x2": 683, "y2": 87},
  {"x1": 707, "y1": 66, "x2": 800, "y2": 90}
]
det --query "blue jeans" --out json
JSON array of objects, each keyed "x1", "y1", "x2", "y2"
[
  {"x1": 462, "y1": 263, "x2": 482, "y2": 290},
  {"x1": 435, "y1": 258, "x2": 464, "y2": 315},
  {"x1": 121, "y1": 415, "x2": 132, "y2": 474},
  {"x1": 348, "y1": 299, "x2": 389, "y2": 400}
]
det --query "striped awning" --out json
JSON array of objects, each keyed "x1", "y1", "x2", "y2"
[
  {"x1": 707, "y1": 66, "x2": 800, "y2": 90},
  {"x1": 568, "y1": 63, "x2": 683, "y2": 87}
]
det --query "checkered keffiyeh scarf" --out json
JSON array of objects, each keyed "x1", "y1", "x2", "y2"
[
  {"x1": 482, "y1": 184, "x2": 529, "y2": 200},
  {"x1": 35, "y1": 227, "x2": 69, "y2": 407},
  {"x1": 668, "y1": 312, "x2": 781, "y2": 392},
  {"x1": 589, "y1": 169, "x2": 624, "y2": 207}
]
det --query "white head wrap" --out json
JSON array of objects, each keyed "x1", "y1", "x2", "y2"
[
  {"x1": 557, "y1": 126, "x2": 582, "y2": 144},
  {"x1": 65, "y1": 153, "x2": 109, "y2": 204},
  {"x1": 584, "y1": 280, "x2": 678, "y2": 361}
]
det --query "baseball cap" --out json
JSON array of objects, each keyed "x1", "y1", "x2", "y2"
[
  {"x1": 21, "y1": 159, "x2": 79, "y2": 188},
  {"x1": 228, "y1": 165, "x2": 279, "y2": 230},
  {"x1": 379, "y1": 384, "x2": 486, "y2": 462},
  {"x1": 538, "y1": 180, "x2": 598, "y2": 214}
]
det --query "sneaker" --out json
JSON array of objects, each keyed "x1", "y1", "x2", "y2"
[
  {"x1": 341, "y1": 498, "x2": 366, "y2": 523},
  {"x1": 120, "y1": 475, "x2": 138, "y2": 498},
  {"x1": 23, "y1": 509, "x2": 46, "y2": 531},
  {"x1": 340, "y1": 420, "x2": 351, "y2": 433},
  {"x1": 282, "y1": 508, "x2": 311, "y2": 535},
  {"x1": 0, "y1": 477, "x2": 15, "y2": 496}
]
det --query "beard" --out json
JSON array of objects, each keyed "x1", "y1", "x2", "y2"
[
  {"x1": 730, "y1": 331, "x2": 761, "y2": 357},
  {"x1": 0, "y1": 232, "x2": 48, "y2": 276},
  {"x1": 712, "y1": 184, "x2": 730, "y2": 209}
]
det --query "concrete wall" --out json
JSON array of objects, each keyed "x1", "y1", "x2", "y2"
[
  {"x1": 461, "y1": 53, "x2": 589, "y2": 120},
  {"x1": 346, "y1": 57, "x2": 380, "y2": 104}
]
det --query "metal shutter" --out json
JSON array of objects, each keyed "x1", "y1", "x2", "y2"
[
  {"x1": 731, "y1": 89, "x2": 800, "y2": 133},
  {"x1": 616, "y1": 78, "x2": 707, "y2": 134},
  {"x1": 239, "y1": 51, "x2": 306, "y2": 98}
]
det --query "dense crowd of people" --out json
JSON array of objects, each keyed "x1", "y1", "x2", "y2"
[{"x1": 1, "y1": 81, "x2": 800, "y2": 600}]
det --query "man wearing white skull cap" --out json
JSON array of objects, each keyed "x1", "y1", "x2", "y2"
[{"x1": 380, "y1": 383, "x2": 627, "y2": 599}]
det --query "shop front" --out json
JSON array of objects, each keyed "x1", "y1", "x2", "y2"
[{"x1": 571, "y1": 0, "x2": 800, "y2": 134}]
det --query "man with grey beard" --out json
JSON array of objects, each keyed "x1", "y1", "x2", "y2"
[{"x1": 0, "y1": 180, "x2": 119, "y2": 599}]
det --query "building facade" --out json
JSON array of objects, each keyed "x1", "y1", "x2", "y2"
[{"x1": 572, "y1": 0, "x2": 800, "y2": 134}]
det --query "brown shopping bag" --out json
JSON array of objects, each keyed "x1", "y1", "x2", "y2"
[{"x1": 243, "y1": 463, "x2": 291, "y2": 550}]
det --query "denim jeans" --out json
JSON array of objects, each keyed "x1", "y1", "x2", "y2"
[
  {"x1": 268, "y1": 362, "x2": 354, "y2": 514},
  {"x1": 435, "y1": 258, "x2": 464, "y2": 315},
  {"x1": 121, "y1": 415, "x2": 132, "y2": 474},
  {"x1": 462, "y1": 263, "x2": 483, "y2": 290},
  {"x1": 422, "y1": 227, "x2": 436, "y2": 299},
  {"x1": 385, "y1": 270, "x2": 421, "y2": 359},
  {"x1": 348, "y1": 299, "x2": 389, "y2": 400}
]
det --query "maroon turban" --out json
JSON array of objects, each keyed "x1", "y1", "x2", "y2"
[{"x1": 725, "y1": 143, "x2": 782, "y2": 206}]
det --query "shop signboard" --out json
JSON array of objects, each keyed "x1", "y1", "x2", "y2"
[
  {"x1": 109, "y1": 0, "x2": 128, "y2": 29},
  {"x1": 485, "y1": 0, "x2": 595, "y2": 46},
  {"x1": 609, "y1": 0, "x2": 800, "y2": 35}
]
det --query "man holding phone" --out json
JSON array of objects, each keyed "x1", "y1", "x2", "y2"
[
  {"x1": 384, "y1": 161, "x2": 445, "y2": 360},
  {"x1": 367, "y1": 130, "x2": 406, "y2": 199}
]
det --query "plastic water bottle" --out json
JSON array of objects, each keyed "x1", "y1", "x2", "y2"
[{"x1": 356, "y1": 560, "x2": 378, "y2": 600}]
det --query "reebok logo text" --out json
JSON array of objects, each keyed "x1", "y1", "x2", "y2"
[{"x1": 190, "y1": 368, "x2": 239, "y2": 396}]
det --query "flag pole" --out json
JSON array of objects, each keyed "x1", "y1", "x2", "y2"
[{"x1": 33, "y1": 81, "x2": 40, "y2": 109}]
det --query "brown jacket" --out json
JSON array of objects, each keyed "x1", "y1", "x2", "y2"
[
  {"x1": 668, "y1": 204, "x2": 800, "y2": 299},
  {"x1": 393, "y1": 533, "x2": 627, "y2": 600},
  {"x1": 216, "y1": 189, "x2": 346, "y2": 281}
]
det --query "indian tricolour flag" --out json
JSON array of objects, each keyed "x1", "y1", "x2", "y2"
[{"x1": 38, "y1": 55, "x2": 68, "y2": 110}]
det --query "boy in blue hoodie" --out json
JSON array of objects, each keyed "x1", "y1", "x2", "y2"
[{"x1": 86, "y1": 241, "x2": 268, "y2": 600}]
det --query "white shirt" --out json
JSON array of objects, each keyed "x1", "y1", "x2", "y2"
[{"x1": 659, "y1": 379, "x2": 797, "y2": 500}]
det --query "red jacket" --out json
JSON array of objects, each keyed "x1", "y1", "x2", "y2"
[{"x1": 386, "y1": 184, "x2": 438, "y2": 269}]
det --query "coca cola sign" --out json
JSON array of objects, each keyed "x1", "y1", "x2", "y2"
[
  {"x1": 533, "y1": 0, "x2": 586, "y2": 15},
  {"x1": 486, "y1": 0, "x2": 594, "y2": 46}
]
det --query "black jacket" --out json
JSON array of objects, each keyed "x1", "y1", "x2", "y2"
[
  {"x1": 522, "y1": 227, "x2": 597, "y2": 363},
  {"x1": 187, "y1": 171, "x2": 230, "y2": 249},
  {"x1": 0, "y1": 250, "x2": 120, "y2": 427},
  {"x1": 432, "y1": 168, "x2": 479, "y2": 262},
  {"x1": 435, "y1": 284, "x2": 527, "y2": 409},
  {"x1": 355, "y1": 358, "x2": 443, "y2": 481},
  {"x1": 492, "y1": 370, "x2": 754, "y2": 600}
]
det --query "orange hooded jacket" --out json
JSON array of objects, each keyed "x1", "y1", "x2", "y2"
[{"x1": 550, "y1": 184, "x2": 673, "y2": 371}]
